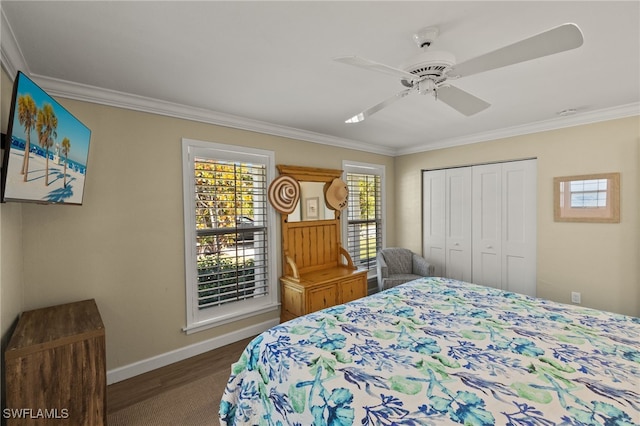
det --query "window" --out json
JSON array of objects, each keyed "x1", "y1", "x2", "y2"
[
  {"x1": 343, "y1": 161, "x2": 385, "y2": 276},
  {"x1": 182, "y1": 139, "x2": 278, "y2": 333}
]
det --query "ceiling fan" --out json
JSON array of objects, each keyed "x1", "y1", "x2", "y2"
[{"x1": 335, "y1": 23, "x2": 584, "y2": 123}]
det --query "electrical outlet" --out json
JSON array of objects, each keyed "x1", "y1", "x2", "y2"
[{"x1": 571, "y1": 292, "x2": 581, "y2": 304}]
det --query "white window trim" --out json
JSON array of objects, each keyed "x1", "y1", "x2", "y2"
[
  {"x1": 342, "y1": 160, "x2": 386, "y2": 278},
  {"x1": 182, "y1": 138, "x2": 279, "y2": 334}
]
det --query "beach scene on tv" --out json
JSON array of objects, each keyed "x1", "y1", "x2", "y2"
[{"x1": 4, "y1": 73, "x2": 91, "y2": 205}]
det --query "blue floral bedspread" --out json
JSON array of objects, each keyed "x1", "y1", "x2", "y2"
[{"x1": 220, "y1": 277, "x2": 640, "y2": 425}]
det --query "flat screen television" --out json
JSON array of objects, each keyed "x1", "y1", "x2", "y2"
[{"x1": 1, "y1": 71, "x2": 91, "y2": 205}]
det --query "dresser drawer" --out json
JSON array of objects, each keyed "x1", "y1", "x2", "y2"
[
  {"x1": 308, "y1": 285, "x2": 337, "y2": 313},
  {"x1": 339, "y1": 275, "x2": 367, "y2": 303}
]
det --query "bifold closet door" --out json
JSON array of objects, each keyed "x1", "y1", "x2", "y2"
[
  {"x1": 500, "y1": 160, "x2": 537, "y2": 296},
  {"x1": 472, "y1": 160, "x2": 536, "y2": 296},
  {"x1": 471, "y1": 164, "x2": 502, "y2": 288},
  {"x1": 422, "y1": 167, "x2": 472, "y2": 281},
  {"x1": 444, "y1": 167, "x2": 472, "y2": 281},
  {"x1": 422, "y1": 170, "x2": 446, "y2": 277}
]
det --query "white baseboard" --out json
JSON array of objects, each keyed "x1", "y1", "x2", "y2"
[{"x1": 106, "y1": 318, "x2": 279, "y2": 385}]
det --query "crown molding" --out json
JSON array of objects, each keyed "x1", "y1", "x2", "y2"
[
  {"x1": 0, "y1": 7, "x2": 28, "y2": 78},
  {"x1": 2, "y1": 7, "x2": 637, "y2": 158},
  {"x1": 39, "y1": 74, "x2": 397, "y2": 157},
  {"x1": 16, "y1": 72, "x2": 398, "y2": 157},
  {"x1": 396, "y1": 102, "x2": 640, "y2": 156},
  {"x1": 11, "y1": 67, "x2": 639, "y2": 158}
]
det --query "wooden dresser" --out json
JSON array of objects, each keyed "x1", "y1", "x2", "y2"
[
  {"x1": 275, "y1": 165, "x2": 368, "y2": 322},
  {"x1": 5, "y1": 299, "x2": 106, "y2": 425}
]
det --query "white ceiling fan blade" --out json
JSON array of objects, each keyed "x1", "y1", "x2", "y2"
[
  {"x1": 334, "y1": 55, "x2": 416, "y2": 82},
  {"x1": 451, "y1": 23, "x2": 584, "y2": 78},
  {"x1": 437, "y1": 85, "x2": 490, "y2": 116},
  {"x1": 345, "y1": 89, "x2": 412, "y2": 123}
]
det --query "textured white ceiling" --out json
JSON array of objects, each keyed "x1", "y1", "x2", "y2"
[{"x1": 2, "y1": 1, "x2": 639, "y2": 155}]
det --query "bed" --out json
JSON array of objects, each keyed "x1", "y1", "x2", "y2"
[{"x1": 220, "y1": 277, "x2": 640, "y2": 425}]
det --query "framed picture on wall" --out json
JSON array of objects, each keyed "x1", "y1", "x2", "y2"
[
  {"x1": 304, "y1": 197, "x2": 319, "y2": 220},
  {"x1": 554, "y1": 172, "x2": 620, "y2": 223}
]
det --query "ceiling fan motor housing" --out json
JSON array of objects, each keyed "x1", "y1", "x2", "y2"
[{"x1": 400, "y1": 50, "x2": 456, "y2": 87}]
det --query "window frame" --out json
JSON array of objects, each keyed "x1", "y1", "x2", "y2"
[
  {"x1": 342, "y1": 160, "x2": 386, "y2": 278},
  {"x1": 182, "y1": 138, "x2": 278, "y2": 334}
]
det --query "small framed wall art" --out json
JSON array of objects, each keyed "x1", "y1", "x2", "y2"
[
  {"x1": 304, "y1": 197, "x2": 319, "y2": 220},
  {"x1": 553, "y1": 172, "x2": 620, "y2": 223}
]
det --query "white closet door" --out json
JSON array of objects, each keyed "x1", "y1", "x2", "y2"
[
  {"x1": 472, "y1": 160, "x2": 536, "y2": 296},
  {"x1": 422, "y1": 170, "x2": 446, "y2": 276},
  {"x1": 424, "y1": 160, "x2": 535, "y2": 294},
  {"x1": 445, "y1": 167, "x2": 472, "y2": 281},
  {"x1": 472, "y1": 164, "x2": 503, "y2": 288},
  {"x1": 501, "y1": 159, "x2": 537, "y2": 296}
]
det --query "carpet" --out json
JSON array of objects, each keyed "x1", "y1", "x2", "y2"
[{"x1": 107, "y1": 369, "x2": 229, "y2": 426}]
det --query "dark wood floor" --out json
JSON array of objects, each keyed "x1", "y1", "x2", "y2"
[{"x1": 106, "y1": 335, "x2": 255, "y2": 414}]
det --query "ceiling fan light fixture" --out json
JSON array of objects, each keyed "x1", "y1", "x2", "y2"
[{"x1": 418, "y1": 79, "x2": 437, "y2": 95}]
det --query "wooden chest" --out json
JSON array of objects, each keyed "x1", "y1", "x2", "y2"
[
  {"x1": 281, "y1": 267, "x2": 367, "y2": 322},
  {"x1": 5, "y1": 299, "x2": 106, "y2": 425}
]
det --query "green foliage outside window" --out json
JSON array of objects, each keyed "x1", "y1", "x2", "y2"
[
  {"x1": 358, "y1": 178, "x2": 378, "y2": 219},
  {"x1": 197, "y1": 256, "x2": 256, "y2": 308},
  {"x1": 194, "y1": 161, "x2": 256, "y2": 233}
]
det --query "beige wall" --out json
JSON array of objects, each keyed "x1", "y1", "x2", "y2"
[
  {"x1": 2, "y1": 65, "x2": 638, "y2": 377},
  {"x1": 395, "y1": 116, "x2": 640, "y2": 317},
  {"x1": 0, "y1": 69, "x2": 395, "y2": 371},
  {"x1": 0, "y1": 203, "x2": 22, "y2": 341},
  {"x1": 1, "y1": 70, "x2": 24, "y2": 349}
]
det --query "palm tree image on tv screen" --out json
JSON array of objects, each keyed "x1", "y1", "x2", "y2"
[{"x1": 2, "y1": 71, "x2": 91, "y2": 205}]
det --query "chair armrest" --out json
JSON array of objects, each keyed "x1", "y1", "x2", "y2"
[
  {"x1": 376, "y1": 252, "x2": 388, "y2": 292},
  {"x1": 285, "y1": 253, "x2": 300, "y2": 281},
  {"x1": 377, "y1": 252, "x2": 388, "y2": 279},
  {"x1": 412, "y1": 254, "x2": 432, "y2": 277},
  {"x1": 339, "y1": 244, "x2": 356, "y2": 269}
]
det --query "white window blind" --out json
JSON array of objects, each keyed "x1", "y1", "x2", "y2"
[
  {"x1": 182, "y1": 139, "x2": 277, "y2": 333},
  {"x1": 194, "y1": 159, "x2": 269, "y2": 308},
  {"x1": 344, "y1": 164, "x2": 384, "y2": 274}
]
